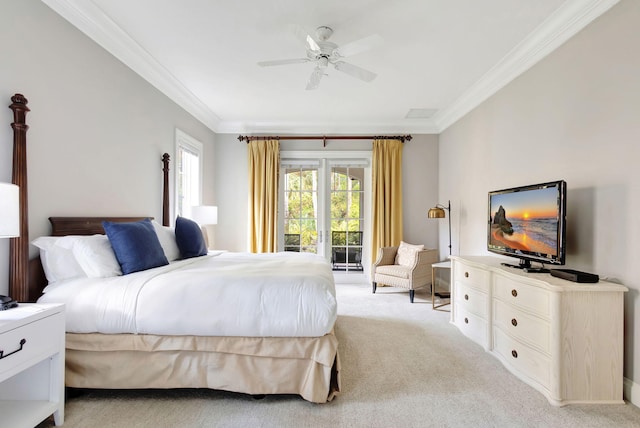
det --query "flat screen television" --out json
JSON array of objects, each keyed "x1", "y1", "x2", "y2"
[{"x1": 487, "y1": 180, "x2": 566, "y2": 272}]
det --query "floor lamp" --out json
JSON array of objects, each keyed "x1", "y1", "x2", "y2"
[{"x1": 428, "y1": 200, "x2": 451, "y2": 255}]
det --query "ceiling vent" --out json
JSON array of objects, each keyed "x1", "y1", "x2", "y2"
[{"x1": 405, "y1": 108, "x2": 437, "y2": 119}]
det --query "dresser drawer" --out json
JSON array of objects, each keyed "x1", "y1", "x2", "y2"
[
  {"x1": 455, "y1": 282, "x2": 489, "y2": 319},
  {"x1": 493, "y1": 275, "x2": 551, "y2": 319},
  {"x1": 493, "y1": 299, "x2": 551, "y2": 354},
  {"x1": 454, "y1": 263, "x2": 490, "y2": 290},
  {"x1": 454, "y1": 307, "x2": 488, "y2": 347},
  {"x1": 0, "y1": 312, "x2": 63, "y2": 379},
  {"x1": 493, "y1": 326, "x2": 551, "y2": 390}
]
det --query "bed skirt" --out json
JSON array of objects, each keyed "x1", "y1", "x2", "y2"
[{"x1": 64, "y1": 329, "x2": 340, "y2": 403}]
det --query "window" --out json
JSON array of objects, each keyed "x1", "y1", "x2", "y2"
[{"x1": 175, "y1": 129, "x2": 203, "y2": 219}]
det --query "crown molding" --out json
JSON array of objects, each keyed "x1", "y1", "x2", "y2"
[
  {"x1": 41, "y1": 0, "x2": 221, "y2": 131},
  {"x1": 214, "y1": 119, "x2": 441, "y2": 135},
  {"x1": 432, "y1": 0, "x2": 620, "y2": 132},
  {"x1": 42, "y1": 0, "x2": 618, "y2": 135}
]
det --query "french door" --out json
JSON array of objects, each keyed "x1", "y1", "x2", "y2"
[
  {"x1": 279, "y1": 152, "x2": 371, "y2": 274},
  {"x1": 282, "y1": 163, "x2": 320, "y2": 254},
  {"x1": 328, "y1": 165, "x2": 365, "y2": 272}
]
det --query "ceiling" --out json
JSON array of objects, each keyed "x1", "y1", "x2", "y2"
[{"x1": 42, "y1": 0, "x2": 618, "y2": 134}]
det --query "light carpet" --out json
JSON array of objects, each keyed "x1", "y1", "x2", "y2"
[{"x1": 38, "y1": 282, "x2": 640, "y2": 427}]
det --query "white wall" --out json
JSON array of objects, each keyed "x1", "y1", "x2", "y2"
[
  {"x1": 0, "y1": 0, "x2": 215, "y2": 295},
  {"x1": 403, "y1": 134, "x2": 440, "y2": 251},
  {"x1": 214, "y1": 134, "x2": 440, "y2": 255},
  {"x1": 213, "y1": 134, "x2": 248, "y2": 252},
  {"x1": 439, "y1": 0, "x2": 640, "y2": 395}
]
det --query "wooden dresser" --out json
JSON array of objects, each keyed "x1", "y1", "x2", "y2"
[{"x1": 450, "y1": 256, "x2": 627, "y2": 406}]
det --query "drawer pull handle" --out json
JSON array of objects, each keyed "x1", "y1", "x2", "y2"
[
  {"x1": 511, "y1": 289, "x2": 518, "y2": 297},
  {"x1": 464, "y1": 317, "x2": 469, "y2": 324},
  {"x1": 464, "y1": 294, "x2": 469, "y2": 301},
  {"x1": 0, "y1": 338, "x2": 26, "y2": 360},
  {"x1": 511, "y1": 318, "x2": 518, "y2": 327},
  {"x1": 464, "y1": 272, "x2": 469, "y2": 278},
  {"x1": 511, "y1": 350, "x2": 518, "y2": 359}
]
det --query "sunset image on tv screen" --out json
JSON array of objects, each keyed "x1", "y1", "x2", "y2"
[{"x1": 489, "y1": 187, "x2": 559, "y2": 256}]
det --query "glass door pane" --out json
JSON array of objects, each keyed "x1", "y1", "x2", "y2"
[
  {"x1": 283, "y1": 167, "x2": 318, "y2": 253},
  {"x1": 330, "y1": 166, "x2": 364, "y2": 271}
]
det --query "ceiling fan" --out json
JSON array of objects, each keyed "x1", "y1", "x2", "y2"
[{"x1": 258, "y1": 25, "x2": 382, "y2": 90}]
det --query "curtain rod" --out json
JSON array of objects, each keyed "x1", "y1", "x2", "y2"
[{"x1": 238, "y1": 134, "x2": 412, "y2": 147}]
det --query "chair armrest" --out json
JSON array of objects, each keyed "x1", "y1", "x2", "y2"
[
  {"x1": 373, "y1": 246, "x2": 398, "y2": 268},
  {"x1": 409, "y1": 249, "x2": 439, "y2": 282}
]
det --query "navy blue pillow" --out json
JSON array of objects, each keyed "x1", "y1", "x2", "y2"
[
  {"x1": 103, "y1": 218, "x2": 169, "y2": 275},
  {"x1": 175, "y1": 216, "x2": 208, "y2": 259}
]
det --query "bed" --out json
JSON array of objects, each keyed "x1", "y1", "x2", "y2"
[{"x1": 7, "y1": 93, "x2": 340, "y2": 403}]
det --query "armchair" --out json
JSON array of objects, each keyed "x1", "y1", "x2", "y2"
[{"x1": 372, "y1": 243, "x2": 439, "y2": 303}]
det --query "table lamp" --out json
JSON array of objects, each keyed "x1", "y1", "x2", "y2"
[
  {"x1": 191, "y1": 205, "x2": 218, "y2": 249},
  {"x1": 0, "y1": 183, "x2": 20, "y2": 238}
]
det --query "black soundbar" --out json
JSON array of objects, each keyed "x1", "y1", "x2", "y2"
[{"x1": 550, "y1": 268, "x2": 599, "y2": 283}]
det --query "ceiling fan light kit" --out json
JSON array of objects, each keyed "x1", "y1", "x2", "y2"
[{"x1": 258, "y1": 25, "x2": 381, "y2": 90}]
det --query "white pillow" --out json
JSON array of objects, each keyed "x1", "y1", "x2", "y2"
[
  {"x1": 32, "y1": 236, "x2": 86, "y2": 283},
  {"x1": 152, "y1": 220, "x2": 181, "y2": 262},
  {"x1": 72, "y1": 235, "x2": 122, "y2": 278},
  {"x1": 395, "y1": 241, "x2": 425, "y2": 267}
]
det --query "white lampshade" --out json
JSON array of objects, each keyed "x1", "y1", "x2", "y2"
[
  {"x1": 0, "y1": 183, "x2": 20, "y2": 238},
  {"x1": 190, "y1": 205, "x2": 218, "y2": 225}
]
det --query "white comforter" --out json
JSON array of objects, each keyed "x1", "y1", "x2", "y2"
[{"x1": 38, "y1": 251, "x2": 337, "y2": 337}]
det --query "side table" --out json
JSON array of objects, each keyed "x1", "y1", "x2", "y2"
[
  {"x1": 0, "y1": 303, "x2": 65, "y2": 427},
  {"x1": 431, "y1": 261, "x2": 451, "y2": 311}
]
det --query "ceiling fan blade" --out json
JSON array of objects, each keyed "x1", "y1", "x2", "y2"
[
  {"x1": 306, "y1": 67, "x2": 324, "y2": 90},
  {"x1": 290, "y1": 24, "x2": 320, "y2": 53},
  {"x1": 333, "y1": 61, "x2": 377, "y2": 82},
  {"x1": 335, "y1": 34, "x2": 383, "y2": 58},
  {"x1": 258, "y1": 58, "x2": 310, "y2": 67}
]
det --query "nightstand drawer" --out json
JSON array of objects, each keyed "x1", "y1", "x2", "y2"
[{"x1": 0, "y1": 312, "x2": 63, "y2": 379}]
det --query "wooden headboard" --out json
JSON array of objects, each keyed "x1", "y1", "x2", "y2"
[
  {"x1": 48, "y1": 217, "x2": 152, "y2": 236},
  {"x1": 9, "y1": 93, "x2": 171, "y2": 302}
]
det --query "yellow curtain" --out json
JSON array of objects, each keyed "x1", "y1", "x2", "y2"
[
  {"x1": 371, "y1": 138, "x2": 403, "y2": 263},
  {"x1": 248, "y1": 139, "x2": 280, "y2": 253}
]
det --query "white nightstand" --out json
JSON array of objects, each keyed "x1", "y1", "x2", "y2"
[{"x1": 0, "y1": 303, "x2": 65, "y2": 427}]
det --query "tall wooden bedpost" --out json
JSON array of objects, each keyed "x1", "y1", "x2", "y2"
[
  {"x1": 9, "y1": 94, "x2": 30, "y2": 302},
  {"x1": 162, "y1": 153, "x2": 170, "y2": 226}
]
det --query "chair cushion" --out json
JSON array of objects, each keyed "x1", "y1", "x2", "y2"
[
  {"x1": 395, "y1": 241, "x2": 424, "y2": 267},
  {"x1": 375, "y1": 264, "x2": 412, "y2": 279}
]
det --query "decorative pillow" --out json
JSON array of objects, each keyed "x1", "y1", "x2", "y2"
[
  {"x1": 71, "y1": 234, "x2": 122, "y2": 278},
  {"x1": 152, "y1": 220, "x2": 181, "y2": 262},
  {"x1": 175, "y1": 216, "x2": 208, "y2": 259},
  {"x1": 395, "y1": 241, "x2": 425, "y2": 267},
  {"x1": 103, "y1": 218, "x2": 169, "y2": 275},
  {"x1": 31, "y1": 236, "x2": 86, "y2": 283}
]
